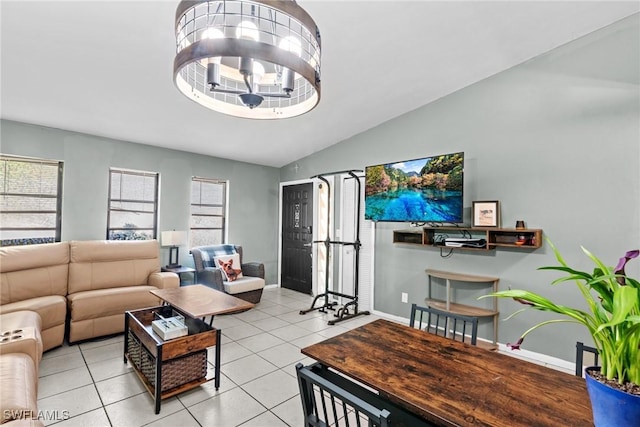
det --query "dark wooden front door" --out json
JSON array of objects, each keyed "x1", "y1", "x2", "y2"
[{"x1": 281, "y1": 183, "x2": 313, "y2": 294}]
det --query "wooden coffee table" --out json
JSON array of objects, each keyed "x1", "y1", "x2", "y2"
[
  {"x1": 124, "y1": 306, "x2": 219, "y2": 414},
  {"x1": 150, "y1": 284, "x2": 255, "y2": 322},
  {"x1": 124, "y1": 285, "x2": 254, "y2": 414}
]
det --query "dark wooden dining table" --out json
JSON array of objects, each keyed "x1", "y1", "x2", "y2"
[{"x1": 301, "y1": 319, "x2": 593, "y2": 427}]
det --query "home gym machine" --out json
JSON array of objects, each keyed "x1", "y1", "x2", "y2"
[{"x1": 299, "y1": 170, "x2": 370, "y2": 325}]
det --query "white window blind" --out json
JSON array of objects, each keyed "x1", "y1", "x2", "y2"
[
  {"x1": 190, "y1": 177, "x2": 227, "y2": 248},
  {"x1": 0, "y1": 155, "x2": 63, "y2": 246},
  {"x1": 107, "y1": 168, "x2": 158, "y2": 240}
]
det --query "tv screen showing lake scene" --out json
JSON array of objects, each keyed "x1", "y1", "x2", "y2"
[{"x1": 365, "y1": 152, "x2": 464, "y2": 223}]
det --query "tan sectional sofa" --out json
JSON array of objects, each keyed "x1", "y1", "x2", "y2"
[
  {"x1": 0, "y1": 239, "x2": 179, "y2": 425},
  {"x1": 0, "y1": 311, "x2": 44, "y2": 427},
  {"x1": 0, "y1": 243, "x2": 68, "y2": 351},
  {"x1": 0, "y1": 239, "x2": 179, "y2": 348},
  {"x1": 67, "y1": 240, "x2": 178, "y2": 343}
]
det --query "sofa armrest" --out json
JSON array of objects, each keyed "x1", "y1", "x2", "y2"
[
  {"x1": 242, "y1": 262, "x2": 265, "y2": 279},
  {"x1": 148, "y1": 272, "x2": 179, "y2": 289},
  {"x1": 197, "y1": 268, "x2": 225, "y2": 292},
  {"x1": 0, "y1": 327, "x2": 42, "y2": 368}
]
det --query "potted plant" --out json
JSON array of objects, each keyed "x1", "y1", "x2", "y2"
[{"x1": 481, "y1": 242, "x2": 640, "y2": 427}]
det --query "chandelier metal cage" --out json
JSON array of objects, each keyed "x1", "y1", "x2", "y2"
[{"x1": 173, "y1": 0, "x2": 321, "y2": 119}]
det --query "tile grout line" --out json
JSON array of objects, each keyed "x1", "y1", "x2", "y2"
[{"x1": 37, "y1": 289, "x2": 363, "y2": 426}]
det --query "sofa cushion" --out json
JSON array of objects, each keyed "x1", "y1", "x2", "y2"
[
  {"x1": 0, "y1": 311, "x2": 41, "y2": 333},
  {"x1": 223, "y1": 276, "x2": 265, "y2": 295},
  {"x1": 0, "y1": 298, "x2": 65, "y2": 352},
  {"x1": 197, "y1": 244, "x2": 237, "y2": 268},
  {"x1": 0, "y1": 353, "x2": 38, "y2": 425},
  {"x1": 68, "y1": 240, "x2": 161, "y2": 293},
  {"x1": 0, "y1": 297, "x2": 66, "y2": 336},
  {"x1": 0, "y1": 242, "x2": 69, "y2": 305},
  {"x1": 67, "y1": 286, "x2": 160, "y2": 321}
]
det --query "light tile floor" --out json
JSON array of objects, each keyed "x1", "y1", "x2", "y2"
[{"x1": 38, "y1": 287, "x2": 382, "y2": 427}]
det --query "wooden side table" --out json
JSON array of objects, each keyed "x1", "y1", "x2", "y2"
[{"x1": 161, "y1": 266, "x2": 196, "y2": 285}]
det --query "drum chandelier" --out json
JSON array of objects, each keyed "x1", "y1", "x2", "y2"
[{"x1": 174, "y1": 0, "x2": 321, "y2": 119}]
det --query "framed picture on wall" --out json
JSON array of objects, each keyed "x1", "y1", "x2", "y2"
[{"x1": 472, "y1": 200, "x2": 500, "y2": 227}]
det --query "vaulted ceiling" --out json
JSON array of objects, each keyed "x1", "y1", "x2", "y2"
[{"x1": 1, "y1": 1, "x2": 638, "y2": 167}]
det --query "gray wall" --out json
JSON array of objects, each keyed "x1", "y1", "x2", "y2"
[
  {"x1": 279, "y1": 15, "x2": 640, "y2": 360},
  {"x1": 0, "y1": 120, "x2": 281, "y2": 285}
]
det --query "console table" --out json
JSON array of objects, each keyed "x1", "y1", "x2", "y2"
[{"x1": 425, "y1": 269, "x2": 499, "y2": 345}]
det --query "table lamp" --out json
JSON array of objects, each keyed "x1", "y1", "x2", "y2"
[{"x1": 161, "y1": 231, "x2": 186, "y2": 269}]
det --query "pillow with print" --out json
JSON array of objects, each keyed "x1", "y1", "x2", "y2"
[{"x1": 215, "y1": 254, "x2": 244, "y2": 282}]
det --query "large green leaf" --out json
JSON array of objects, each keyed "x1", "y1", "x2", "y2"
[
  {"x1": 594, "y1": 286, "x2": 637, "y2": 333},
  {"x1": 483, "y1": 240, "x2": 640, "y2": 385}
]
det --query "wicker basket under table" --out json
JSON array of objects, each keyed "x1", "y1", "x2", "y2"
[{"x1": 124, "y1": 306, "x2": 220, "y2": 414}]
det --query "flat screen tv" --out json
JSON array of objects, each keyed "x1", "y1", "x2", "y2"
[{"x1": 364, "y1": 152, "x2": 464, "y2": 223}]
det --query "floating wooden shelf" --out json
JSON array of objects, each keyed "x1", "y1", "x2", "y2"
[{"x1": 393, "y1": 227, "x2": 543, "y2": 251}]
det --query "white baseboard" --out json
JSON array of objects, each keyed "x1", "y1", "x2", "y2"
[
  {"x1": 496, "y1": 343, "x2": 575, "y2": 374},
  {"x1": 372, "y1": 309, "x2": 410, "y2": 325},
  {"x1": 371, "y1": 309, "x2": 575, "y2": 374}
]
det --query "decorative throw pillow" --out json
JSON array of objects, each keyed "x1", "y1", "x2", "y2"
[{"x1": 215, "y1": 254, "x2": 243, "y2": 282}]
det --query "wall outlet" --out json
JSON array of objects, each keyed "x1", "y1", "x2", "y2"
[{"x1": 401, "y1": 292, "x2": 408, "y2": 303}]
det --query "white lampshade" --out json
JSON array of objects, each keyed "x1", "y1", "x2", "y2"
[{"x1": 161, "y1": 231, "x2": 186, "y2": 247}]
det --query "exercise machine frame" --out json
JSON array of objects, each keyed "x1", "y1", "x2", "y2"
[{"x1": 299, "y1": 170, "x2": 370, "y2": 325}]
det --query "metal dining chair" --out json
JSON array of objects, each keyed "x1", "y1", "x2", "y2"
[
  {"x1": 409, "y1": 303, "x2": 479, "y2": 345},
  {"x1": 296, "y1": 362, "x2": 433, "y2": 427},
  {"x1": 575, "y1": 341, "x2": 599, "y2": 377},
  {"x1": 296, "y1": 363, "x2": 391, "y2": 427}
]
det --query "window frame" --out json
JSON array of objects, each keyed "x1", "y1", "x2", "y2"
[
  {"x1": 190, "y1": 176, "x2": 228, "y2": 248},
  {"x1": 0, "y1": 154, "x2": 63, "y2": 246},
  {"x1": 107, "y1": 167, "x2": 159, "y2": 240}
]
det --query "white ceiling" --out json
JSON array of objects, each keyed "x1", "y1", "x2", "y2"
[{"x1": 1, "y1": 1, "x2": 638, "y2": 168}]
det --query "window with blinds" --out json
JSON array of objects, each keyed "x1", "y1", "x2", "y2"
[
  {"x1": 0, "y1": 155, "x2": 63, "y2": 246},
  {"x1": 107, "y1": 168, "x2": 158, "y2": 240},
  {"x1": 190, "y1": 177, "x2": 227, "y2": 247}
]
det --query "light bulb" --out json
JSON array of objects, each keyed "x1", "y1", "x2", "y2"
[
  {"x1": 235, "y1": 21, "x2": 259, "y2": 41},
  {"x1": 202, "y1": 27, "x2": 224, "y2": 40},
  {"x1": 278, "y1": 36, "x2": 302, "y2": 57},
  {"x1": 201, "y1": 27, "x2": 224, "y2": 73},
  {"x1": 279, "y1": 36, "x2": 302, "y2": 94}
]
